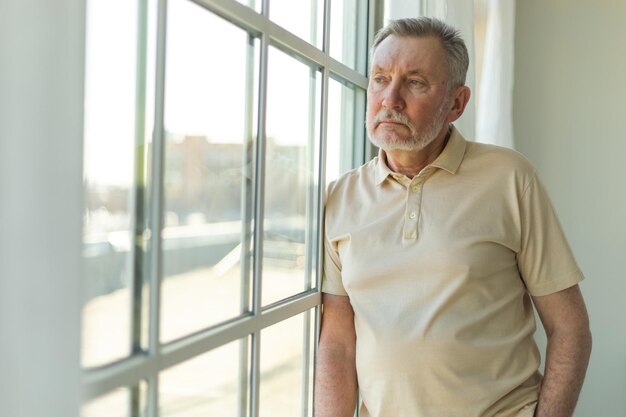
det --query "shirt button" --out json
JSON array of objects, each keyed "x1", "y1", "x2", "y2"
[
  {"x1": 409, "y1": 212, "x2": 417, "y2": 219},
  {"x1": 412, "y1": 186, "x2": 419, "y2": 193}
]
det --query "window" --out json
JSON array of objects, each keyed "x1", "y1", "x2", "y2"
[{"x1": 81, "y1": 0, "x2": 378, "y2": 416}]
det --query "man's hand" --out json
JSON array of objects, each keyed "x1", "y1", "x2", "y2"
[
  {"x1": 532, "y1": 284, "x2": 592, "y2": 417},
  {"x1": 314, "y1": 293, "x2": 358, "y2": 417}
]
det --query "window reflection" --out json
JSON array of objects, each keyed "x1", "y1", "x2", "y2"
[
  {"x1": 259, "y1": 311, "x2": 314, "y2": 417},
  {"x1": 269, "y1": 0, "x2": 323, "y2": 47},
  {"x1": 326, "y1": 77, "x2": 365, "y2": 184},
  {"x1": 82, "y1": 383, "x2": 147, "y2": 417},
  {"x1": 329, "y1": 0, "x2": 364, "y2": 71},
  {"x1": 160, "y1": 339, "x2": 245, "y2": 417},
  {"x1": 262, "y1": 47, "x2": 321, "y2": 306},
  {"x1": 160, "y1": 0, "x2": 258, "y2": 342},
  {"x1": 81, "y1": 0, "x2": 139, "y2": 368}
]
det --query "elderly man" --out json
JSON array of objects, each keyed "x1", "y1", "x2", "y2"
[{"x1": 315, "y1": 17, "x2": 591, "y2": 417}]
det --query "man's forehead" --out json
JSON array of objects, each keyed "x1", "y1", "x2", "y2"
[
  {"x1": 370, "y1": 35, "x2": 446, "y2": 74},
  {"x1": 370, "y1": 63, "x2": 427, "y2": 76}
]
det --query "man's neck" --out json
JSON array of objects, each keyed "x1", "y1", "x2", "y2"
[{"x1": 384, "y1": 127, "x2": 451, "y2": 179}]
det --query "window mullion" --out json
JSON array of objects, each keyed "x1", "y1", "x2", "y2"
[
  {"x1": 130, "y1": 0, "x2": 150, "y2": 416},
  {"x1": 249, "y1": 24, "x2": 270, "y2": 417},
  {"x1": 238, "y1": 29, "x2": 258, "y2": 417},
  {"x1": 310, "y1": 0, "x2": 332, "y2": 405},
  {"x1": 146, "y1": 0, "x2": 169, "y2": 415},
  {"x1": 131, "y1": 0, "x2": 150, "y2": 360},
  {"x1": 301, "y1": 309, "x2": 313, "y2": 417},
  {"x1": 355, "y1": 0, "x2": 369, "y2": 74},
  {"x1": 364, "y1": 0, "x2": 384, "y2": 162},
  {"x1": 148, "y1": 0, "x2": 167, "y2": 363}
]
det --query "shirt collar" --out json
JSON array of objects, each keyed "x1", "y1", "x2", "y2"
[
  {"x1": 374, "y1": 124, "x2": 467, "y2": 186},
  {"x1": 375, "y1": 147, "x2": 395, "y2": 185},
  {"x1": 430, "y1": 124, "x2": 466, "y2": 174}
]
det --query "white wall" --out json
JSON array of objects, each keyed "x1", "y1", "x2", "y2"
[
  {"x1": 0, "y1": 1, "x2": 85, "y2": 416},
  {"x1": 514, "y1": 1, "x2": 626, "y2": 416}
]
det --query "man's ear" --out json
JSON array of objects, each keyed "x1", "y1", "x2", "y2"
[{"x1": 446, "y1": 85, "x2": 471, "y2": 123}]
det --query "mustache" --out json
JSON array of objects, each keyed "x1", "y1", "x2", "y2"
[{"x1": 372, "y1": 109, "x2": 415, "y2": 130}]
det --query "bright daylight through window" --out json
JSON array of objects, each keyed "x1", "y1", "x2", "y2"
[{"x1": 81, "y1": 0, "x2": 374, "y2": 416}]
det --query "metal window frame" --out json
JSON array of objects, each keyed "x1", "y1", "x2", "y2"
[{"x1": 82, "y1": 1, "x2": 383, "y2": 416}]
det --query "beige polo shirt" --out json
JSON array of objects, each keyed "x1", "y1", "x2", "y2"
[{"x1": 322, "y1": 126, "x2": 584, "y2": 417}]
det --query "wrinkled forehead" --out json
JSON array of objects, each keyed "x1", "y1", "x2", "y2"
[{"x1": 370, "y1": 34, "x2": 448, "y2": 74}]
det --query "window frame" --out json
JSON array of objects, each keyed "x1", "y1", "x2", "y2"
[{"x1": 81, "y1": 0, "x2": 383, "y2": 416}]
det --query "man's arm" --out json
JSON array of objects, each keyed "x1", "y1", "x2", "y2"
[
  {"x1": 531, "y1": 284, "x2": 592, "y2": 417},
  {"x1": 315, "y1": 293, "x2": 358, "y2": 417}
]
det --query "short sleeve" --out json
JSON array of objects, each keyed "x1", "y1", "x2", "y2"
[
  {"x1": 321, "y1": 233, "x2": 348, "y2": 295},
  {"x1": 517, "y1": 173, "x2": 584, "y2": 296},
  {"x1": 321, "y1": 181, "x2": 348, "y2": 296}
]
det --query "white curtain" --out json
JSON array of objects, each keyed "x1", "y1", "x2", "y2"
[{"x1": 476, "y1": 0, "x2": 516, "y2": 148}]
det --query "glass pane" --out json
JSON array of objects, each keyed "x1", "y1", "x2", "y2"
[
  {"x1": 160, "y1": 339, "x2": 247, "y2": 416},
  {"x1": 161, "y1": 0, "x2": 258, "y2": 343},
  {"x1": 269, "y1": 0, "x2": 323, "y2": 47},
  {"x1": 326, "y1": 78, "x2": 365, "y2": 184},
  {"x1": 82, "y1": 0, "x2": 139, "y2": 368},
  {"x1": 329, "y1": 0, "x2": 364, "y2": 71},
  {"x1": 81, "y1": 382, "x2": 147, "y2": 417},
  {"x1": 259, "y1": 311, "x2": 314, "y2": 417},
  {"x1": 263, "y1": 47, "x2": 321, "y2": 306},
  {"x1": 235, "y1": 0, "x2": 261, "y2": 13}
]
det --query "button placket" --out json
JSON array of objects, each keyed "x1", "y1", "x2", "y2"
[{"x1": 403, "y1": 179, "x2": 424, "y2": 241}]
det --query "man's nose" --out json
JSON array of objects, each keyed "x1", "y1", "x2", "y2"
[{"x1": 381, "y1": 81, "x2": 404, "y2": 110}]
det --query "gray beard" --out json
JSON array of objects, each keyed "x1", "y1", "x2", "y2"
[{"x1": 366, "y1": 100, "x2": 450, "y2": 152}]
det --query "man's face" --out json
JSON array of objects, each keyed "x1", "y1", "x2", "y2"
[{"x1": 366, "y1": 35, "x2": 452, "y2": 152}]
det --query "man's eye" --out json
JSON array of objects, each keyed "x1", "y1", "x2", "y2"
[
  {"x1": 409, "y1": 79, "x2": 425, "y2": 86},
  {"x1": 373, "y1": 76, "x2": 386, "y2": 84}
]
